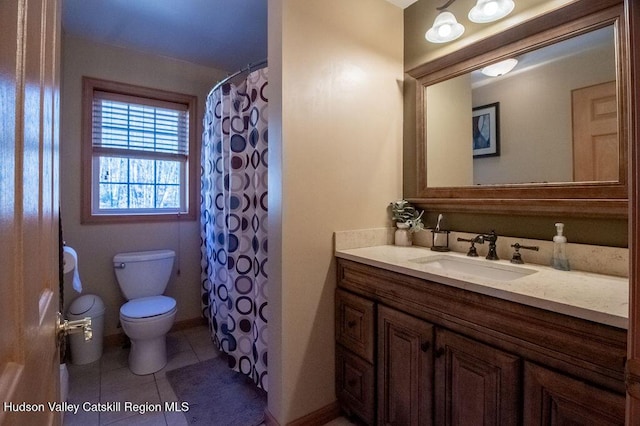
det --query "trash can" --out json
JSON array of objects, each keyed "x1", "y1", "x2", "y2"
[{"x1": 67, "y1": 294, "x2": 105, "y2": 365}]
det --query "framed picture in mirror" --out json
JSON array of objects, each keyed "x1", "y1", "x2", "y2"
[{"x1": 472, "y1": 102, "x2": 500, "y2": 158}]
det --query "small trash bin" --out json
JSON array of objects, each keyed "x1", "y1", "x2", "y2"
[{"x1": 67, "y1": 294, "x2": 105, "y2": 365}]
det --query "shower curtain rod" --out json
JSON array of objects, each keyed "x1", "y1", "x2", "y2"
[{"x1": 208, "y1": 58, "x2": 268, "y2": 98}]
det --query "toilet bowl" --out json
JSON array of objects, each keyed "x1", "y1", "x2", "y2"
[{"x1": 113, "y1": 250, "x2": 176, "y2": 375}]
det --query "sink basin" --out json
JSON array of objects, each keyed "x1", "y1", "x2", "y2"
[{"x1": 409, "y1": 255, "x2": 537, "y2": 282}]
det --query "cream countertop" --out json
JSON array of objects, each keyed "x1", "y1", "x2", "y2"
[{"x1": 335, "y1": 245, "x2": 629, "y2": 329}]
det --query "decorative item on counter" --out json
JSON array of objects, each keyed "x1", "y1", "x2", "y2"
[
  {"x1": 430, "y1": 213, "x2": 450, "y2": 252},
  {"x1": 389, "y1": 200, "x2": 425, "y2": 246},
  {"x1": 551, "y1": 222, "x2": 570, "y2": 271}
]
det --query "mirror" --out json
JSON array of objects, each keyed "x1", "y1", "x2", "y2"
[
  {"x1": 427, "y1": 26, "x2": 617, "y2": 187},
  {"x1": 408, "y1": 2, "x2": 628, "y2": 217}
]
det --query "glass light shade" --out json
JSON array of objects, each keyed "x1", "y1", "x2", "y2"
[
  {"x1": 468, "y1": 0, "x2": 515, "y2": 23},
  {"x1": 425, "y1": 11, "x2": 465, "y2": 43},
  {"x1": 481, "y1": 58, "x2": 518, "y2": 76}
]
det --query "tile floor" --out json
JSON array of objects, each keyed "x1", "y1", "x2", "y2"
[
  {"x1": 64, "y1": 325, "x2": 216, "y2": 426},
  {"x1": 63, "y1": 324, "x2": 354, "y2": 426}
]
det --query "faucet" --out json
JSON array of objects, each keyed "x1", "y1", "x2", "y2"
[{"x1": 480, "y1": 230, "x2": 499, "y2": 260}]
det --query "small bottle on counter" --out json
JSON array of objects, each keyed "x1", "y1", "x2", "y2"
[{"x1": 551, "y1": 222, "x2": 570, "y2": 271}]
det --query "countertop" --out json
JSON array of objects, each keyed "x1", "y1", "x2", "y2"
[{"x1": 335, "y1": 245, "x2": 629, "y2": 329}]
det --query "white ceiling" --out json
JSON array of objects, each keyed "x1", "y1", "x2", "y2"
[
  {"x1": 62, "y1": 0, "x2": 268, "y2": 72},
  {"x1": 384, "y1": 0, "x2": 419, "y2": 8}
]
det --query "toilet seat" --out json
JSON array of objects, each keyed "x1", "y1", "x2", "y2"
[{"x1": 120, "y1": 296, "x2": 176, "y2": 321}]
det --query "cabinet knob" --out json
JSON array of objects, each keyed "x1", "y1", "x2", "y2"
[
  {"x1": 347, "y1": 320, "x2": 357, "y2": 328},
  {"x1": 435, "y1": 347, "x2": 445, "y2": 358},
  {"x1": 420, "y1": 342, "x2": 430, "y2": 352}
]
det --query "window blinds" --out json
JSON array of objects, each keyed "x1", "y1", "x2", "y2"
[{"x1": 92, "y1": 90, "x2": 189, "y2": 157}]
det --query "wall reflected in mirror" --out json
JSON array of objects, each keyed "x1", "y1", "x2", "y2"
[{"x1": 425, "y1": 25, "x2": 617, "y2": 187}]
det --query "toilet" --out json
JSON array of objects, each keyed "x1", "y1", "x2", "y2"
[{"x1": 113, "y1": 249, "x2": 177, "y2": 375}]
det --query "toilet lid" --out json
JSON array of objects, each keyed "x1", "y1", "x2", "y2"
[{"x1": 120, "y1": 296, "x2": 176, "y2": 319}]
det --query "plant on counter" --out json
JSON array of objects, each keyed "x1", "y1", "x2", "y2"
[{"x1": 389, "y1": 200, "x2": 425, "y2": 233}]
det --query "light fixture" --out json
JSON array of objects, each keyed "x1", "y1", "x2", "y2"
[
  {"x1": 481, "y1": 58, "x2": 518, "y2": 76},
  {"x1": 425, "y1": 11, "x2": 465, "y2": 43},
  {"x1": 469, "y1": 0, "x2": 515, "y2": 23},
  {"x1": 426, "y1": 0, "x2": 516, "y2": 44}
]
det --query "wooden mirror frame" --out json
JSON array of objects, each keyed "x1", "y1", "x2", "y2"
[{"x1": 407, "y1": 0, "x2": 629, "y2": 218}]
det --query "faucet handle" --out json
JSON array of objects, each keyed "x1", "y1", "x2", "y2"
[
  {"x1": 510, "y1": 243, "x2": 539, "y2": 264},
  {"x1": 457, "y1": 237, "x2": 482, "y2": 257}
]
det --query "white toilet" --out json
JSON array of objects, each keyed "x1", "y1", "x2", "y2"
[{"x1": 113, "y1": 249, "x2": 177, "y2": 375}]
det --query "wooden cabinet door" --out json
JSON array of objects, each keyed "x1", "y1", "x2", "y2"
[
  {"x1": 434, "y1": 328, "x2": 521, "y2": 426},
  {"x1": 523, "y1": 362, "x2": 624, "y2": 425},
  {"x1": 378, "y1": 305, "x2": 434, "y2": 426}
]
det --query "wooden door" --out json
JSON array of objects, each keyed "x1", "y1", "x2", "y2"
[
  {"x1": 378, "y1": 305, "x2": 434, "y2": 426},
  {"x1": 0, "y1": 0, "x2": 62, "y2": 425},
  {"x1": 434, "y1": 328, "x2": 520, "y2": 426},
  {"x1": 572, "y1": 81, "x2": 618, "y2": 182}
]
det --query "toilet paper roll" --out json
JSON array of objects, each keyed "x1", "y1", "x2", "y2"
[
  {"x1": 63, "y1": 246, "x2": 83, "y2": 293},
  {"x1": 63, "y1": 246, "x2": 76, "y2": 273}
]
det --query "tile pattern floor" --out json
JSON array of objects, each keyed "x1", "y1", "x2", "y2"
[
  {"x1": 64, "y1": 325, "x2": 354, "y2": 426},
  {"x1": 64, "y1": 325, "x2": 216, "y2": 426}
]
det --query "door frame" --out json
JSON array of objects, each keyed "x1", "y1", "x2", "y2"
[{"x1": 627, "y1": 0, "x2": 640, "y2": 423}]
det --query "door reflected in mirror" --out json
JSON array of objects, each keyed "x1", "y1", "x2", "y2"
[{"x1": 425, "y1": 25, "x2": 618, "y2": 187}]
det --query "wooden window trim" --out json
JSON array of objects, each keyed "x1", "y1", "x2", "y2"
[{"x1": 81, "y1": 77, "x2": 198, "y2": 224}]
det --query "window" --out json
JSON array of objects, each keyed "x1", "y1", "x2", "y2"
[{"x1": 82, "y1": 78, "x2": 197, "y2": 223}]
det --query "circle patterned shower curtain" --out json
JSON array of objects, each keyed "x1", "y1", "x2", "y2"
[{"x1": 200, "y1": 68, "x2": 268, "y2": 391}]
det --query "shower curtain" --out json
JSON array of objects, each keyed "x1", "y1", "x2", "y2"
[{"x1": 200, "y1": 68, "x2": 268, "y2": 391}]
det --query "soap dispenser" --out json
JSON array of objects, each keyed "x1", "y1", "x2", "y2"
[{"x1": 551, "y1": 222, "x2": 570, "y2": 271}]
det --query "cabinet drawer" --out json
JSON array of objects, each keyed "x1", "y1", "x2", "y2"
[
  {"x1": 336, "y1": 345, "x2": 375, "y2": 425},
  {"x1": 336, "y1": 289, "x2": 375, "y2": 362}
]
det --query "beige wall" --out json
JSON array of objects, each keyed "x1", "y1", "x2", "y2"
[
  {"x1": 426, "y1": 74, "x2": 473, "y2": 187},
  {"x1": 268, "y1": 0, "x2": 404, "y2": 422},
  {"x1": 60, "y1": 35, "x2": 227, "y2": 336}
]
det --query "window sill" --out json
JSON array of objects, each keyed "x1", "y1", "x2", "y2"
[{"x1": 81, "y1": 211, "x2": 196, "y2": 225}]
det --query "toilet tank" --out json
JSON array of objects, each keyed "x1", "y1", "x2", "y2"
[{"x1": 113, "y1": 249, "x2": 175, "y2": 300}]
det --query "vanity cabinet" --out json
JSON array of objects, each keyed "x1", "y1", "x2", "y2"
[{"x1": 335, "y1": 258, "x2": 627, "y2": 425}]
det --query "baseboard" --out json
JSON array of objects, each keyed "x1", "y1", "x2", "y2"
[
  {"x1": 264, "y1": 408, "x2": 279, "y2": 426},
  {"x1": 103, "y1": 316, "x2": 207, "y2": 348},
  {"x1": 264, "y1": 401, "x2": 341, "y2": 426},
  {"x1": 172, "y1": 316, "x2": 208, "y2": 331}
]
